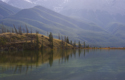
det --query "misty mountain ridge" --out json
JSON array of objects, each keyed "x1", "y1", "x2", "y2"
[
  {"x1": 1, "y1": 0, "x2": 125, "y2": 15},
  {"x1": 2, "y1": 0, "x2": 125, "y2": 28},
  {"x1": 0, "y1": 1, "x2": 125, "y2": 47},
  {"x1": 0, "y1": 1, "x2": 20, "y2": 19}
]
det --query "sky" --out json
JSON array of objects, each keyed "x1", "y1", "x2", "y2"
[{"x1": 1, "y1": 0, "x2": 125, "y2": 14}]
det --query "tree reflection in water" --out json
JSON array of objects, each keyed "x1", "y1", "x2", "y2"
[{"x1": 0, "y1": 49, "x2": 82, "y2": 74}]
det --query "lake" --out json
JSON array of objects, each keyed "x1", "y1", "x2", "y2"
[{"x1": 0, "y1": 49, "x2": 125, "y2": 80}]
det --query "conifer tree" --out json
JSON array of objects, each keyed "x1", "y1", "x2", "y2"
[
  {"x1": 78, "y1": 41, "x2": 81, "y2": 48},
  {"x1": 58, "y1": 33, "x2": 60, "y2": 40},
  {"x1": 66, "y1": 36, "x2": 69, "y2": 43},
  {"x1": 36, "y1": 31, "x2": 39, "y2": 49},
  {"x1": 30, "y1": 28, "x2": 33, "y2": 48},
  {"x1": 12, "y1": 28, "x2": 14, "y2": 33},
  {"x1": 49, "y1": 32, "x2": 53, "y2": 49},
  {"x1": 13, "y1": 25, "x2": 18, "y2": 34},
  {"x1": 23, "y1": 28, "x2": 25, "y2": 33},
  {"x1": 25, "y1": 25, "x2": 29, "y2": 35},
  {"x1": 47, "y1": 31, "x2": 48, "y2": 37},
  {"x1": 84, "y1": 42, "x2": 85, "y2": 48},
  {"x1": 18, "y1": 26, "x2": 22, "y2": 35},
  {"x1": 61, "y1": 37, "x2": 64, "y2": 49},
  {"x1": 7, "y1": 29, "x2": 10, "y2": 32},
  {"x1": 41, "y1": 35, "x2": 44, "y2": 50},
  {"x1": 64, "y1": 36, "x2": 66, "y2": 42},
  {"x1": 49, "y1": 32, "x2": 53, "y2": 42},
  {"x1": 73, "y1": 41, "x2": 76, "y2": 48},
  {"x1": 70, "y1": 40, "x2": 72, "y2": 45},
  {"x1": 2, "y1": 23, "x2": 6, "y2": 33},
  {"x1": 1, "y1": 26, "x2": 4, "y2": 33}
]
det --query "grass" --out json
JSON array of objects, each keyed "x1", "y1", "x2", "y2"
[
  {"x1": 1, "y1": 6, "x2": 125, "y2": 47},
  {"x1": 0, "y1": 33, "x2": 73, "y2": 50}
]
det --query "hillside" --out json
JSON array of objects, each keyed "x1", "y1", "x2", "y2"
[
  {"x1": 0, "y1": 32, "x2": 73, "y2": 50},
  {"x1": 0, "y1": 6, "x2": 124, "y2": 47},
  {"x1": 0, "y1": 1, "x2": 20, "y2": 19},
  {"x1": 2, "y1": 0, "x2": 125, "y2": 15},
  {"x1": 107, "y1": 22, "x2": 125, "y2": 40},
  {"x1": 0, "y1": 6, "x2": 13, "y2": 19},
  {"x1": 61, "y1": 9, "x2": 125, "y2": 28},
  {"x1": 0, "y1": 1, "x2": 20, "y2": 13}
]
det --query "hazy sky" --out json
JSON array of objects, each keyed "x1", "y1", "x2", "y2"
[{"x1": 1, "y1": 0, "x2": 125, "y2": 14}]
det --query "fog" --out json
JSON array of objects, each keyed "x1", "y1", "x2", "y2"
[
  {"x1": 0, "y1": 0, "x2": 125, "y2": 47},
  {"x1": 1, "y1": 0, "x2": 125, "y2": 14}
]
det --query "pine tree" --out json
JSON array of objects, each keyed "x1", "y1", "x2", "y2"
[
  {"x1": 49, "y1": 32, "x2": 53, "y2": 42},
  {"x1": 12, "y1": 28, "x2": 14, "y2": 33},
  {"x1": 13, "y1": 25, "x2": 18, "y2": 34},
  {"x1": 61, "y1": 37, "x2": 64, "y2": 49},
  {"x1": 58, "y1": 33, "x2": 60, "y2": 40},
  {"x1": 30, "y1": 28, "x2": 33, "y2": 48},
  {"x1": 70, "y1": 40, "x2": 72, "y2": 45},
  {"x1": 7, "y1": 29, "x2": 10, "y2": 32},
  {"x1": 49, "y1": 32, "x2": 53, "y2": 49},
  {"x1": 78, "y1": 41, "x2": 81, "y2": 48},
  {"x1": 1, "y1": 26, "x2": 4, "y2": 33},
  {"x1": 84, "y1": 42, "x2": 85, "y2": 48},
  {"x1": 18, "y1": 26, "x2": 22, "y2": 35},
  {"x1": 73, "y1": 41, "x2": 76, "y2": 48},
  {"x1": 66, "y1": 36, "x2": 69, "y2": 43},
  {"x1": 41, "y1": 35, "x2": 44, "y2": 50},
  {"x1": 25, "y1": 25, "x2": 29, "y2": 35},
  {"x1": 23, "y1": 28, "x2": 25, "y2": 33},
  {"x1": 36, "y1": 31, "x2": 39, "y2": 49},
  {"x1": 64, "y1": 36, "x2": 66, "y2": 42},
  {"x1": 2, "y1": 23, "x2": 6, "y2": 33}
]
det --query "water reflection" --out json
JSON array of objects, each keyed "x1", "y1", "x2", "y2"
[
  {"x1": 0, "y1": 49, "x2": 76, "y2": 74},
  {"x1": 0, "y1": 49, "x2": 125, "y2": 80}
]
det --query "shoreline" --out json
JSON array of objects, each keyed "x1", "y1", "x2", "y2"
[{"x1": 82, "y1": 47, "x2": 125, "y2": 50}]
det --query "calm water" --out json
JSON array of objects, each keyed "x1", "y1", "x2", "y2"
[{"x1": 0, "y1": 49, "x2": 125, "y2": 80}]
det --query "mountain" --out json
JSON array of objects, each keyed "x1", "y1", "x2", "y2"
[
  {"x1": 59, "y1": 0, "x2": 125, "y2": 15},
  {"x1": 2, "y1": 0, "x2": 125, "y2": 27},
  {"x1": 2, "y1": 0, "x2": 125, "y2": 15},
  {"x1": 0, "y1": 1, "x2": 20, "y2": 13},
  {"x1": 0, "y1": 1, "x2": 20, "y2": 19},
  {"x1": 1, "y1": 0, "x2": 35, "y2": 9},
  {"x1": 0, "y1": 0, "x2": 64, "y2": 9},
  {"x1": 0, "y1": 5, "x2": 124, "y2": 47},
  {"x1": 107, "y1": 22, "x2": 125, "y2": 40},
  {"x1": 60, "y1": 9, "x2": 125, "y2": 28}
]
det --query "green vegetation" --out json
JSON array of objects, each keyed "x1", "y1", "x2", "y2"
[
  {"x1": 1, "y1": 6, "x2": 124, "y2": 47},
  {"x1": 0, "y1": 25, "x2": 75, "y2": 51},
  {"x1": 0, "y1": 25, "x2": 95, "y2": 51},
  {"x1": 0, "y1": 4, "x2": 124, "y2": 47}
]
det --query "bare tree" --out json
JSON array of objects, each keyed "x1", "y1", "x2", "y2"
[
  {"x1": 30, "y1": 28, "x2": 33, "y2": 44},
  {"x1": 7, "y1": 29, "x2": 10, "y2": 32},
  {"x1": 18, "y1": 26, "x2": 22, "y2": 35},
  {"x1": 23, "y1": 28, "x2": 25, "y2": 33},
  {"x1": 25, "y1": 25, "x2": 29, "y2": 35},
  {"x1": 13, "y1": 24, "x2": 18, "y2": 34},
  {"x1": 58, "y1": 33, "x2": 60, "y2": 40},
  {"x1": 61, "y1": 38, "x2": 64, "y2": 49},
  {"x1": 12, "y1": 28, "x2": 14, "y2": 33},
  {"x1": 47, "y1": 31, "x2": 48, "y2": 37},
  {"x1": 2, "y1": 23, "x2": 6, "y2": 33}
]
